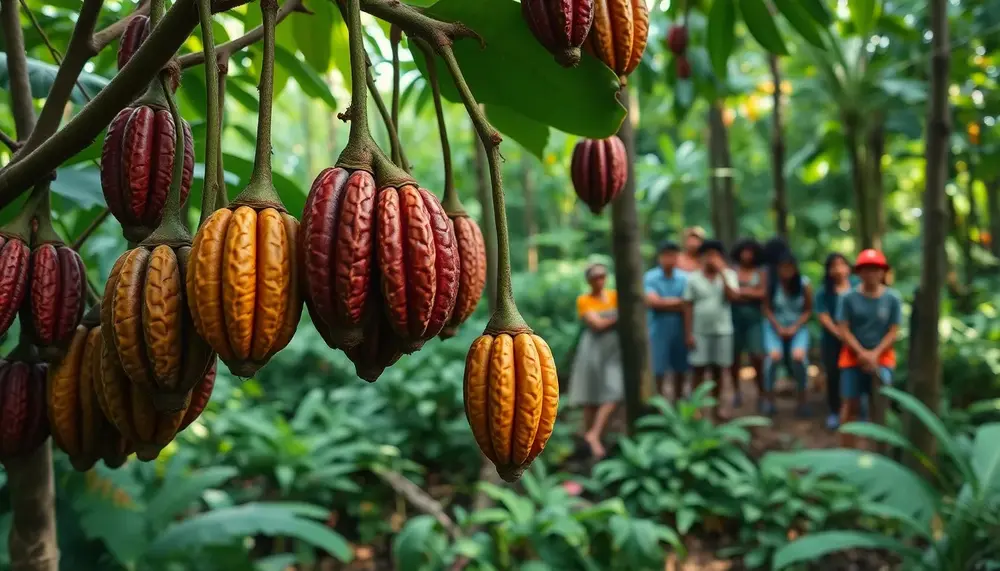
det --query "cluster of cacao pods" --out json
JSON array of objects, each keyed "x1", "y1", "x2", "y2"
[
  {"x1": 667, "y1": 25, "x2": 691, "y2": 79},
  {"x1": 0, "y1": 351, "x2": 49, "y2": 461},
  {"x1": 570, "y1": 135, "x2": 628, "y2": 214}
]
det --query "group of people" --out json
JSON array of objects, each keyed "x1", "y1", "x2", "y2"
[{"x1": 569, "y1": 227, "x2": 903, "y2": 458}]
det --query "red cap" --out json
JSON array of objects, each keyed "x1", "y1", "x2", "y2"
[{"x1": 854, "y1": 249, "x2": 888, "y2": 270}]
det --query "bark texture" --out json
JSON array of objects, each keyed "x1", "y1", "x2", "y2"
[
  {"x1": 708, "y1": 102, "x2": 736, "y2": 246},
  {"x1": 769, "y1": 55, "x2": 789, "y2": 238}
]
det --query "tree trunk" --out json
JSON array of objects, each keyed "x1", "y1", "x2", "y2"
[
  {"x1": 844, "y1": 118, "x2": 875, "y2": 249},
  {"x1": 769, "y1": 55, "x2": 789, "y2": 238},
  {"x1": 708, "y1": 102, "x2": 737, "y2": 245},
  {"x1": 610, "y1": 87, "x2": 654, "y2": 433},
  {"x1": 520, "y1": 154, "x2": 539, "y2": 273},
  {"x1": 907, "y1": 0, "x2": 949, "y2": 475},
  {"x1": 988, "y1": 178, "x2": 1000, "y2": 258},
  {"x1": 867, "y1": 118, "x2": 886, "y2": 249},
  {"x1": 963, "y1": 155, "x2": 979, "y2": 285},
  {"x1": 474, "y1": 127, "x2": 498, "y2": 310}
]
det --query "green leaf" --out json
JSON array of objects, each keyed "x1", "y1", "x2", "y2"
[
  {"x1": 706, "y1": 0, "x2": 737, "y2": 78},
  {"x1": 773, "y1": 531, "x2": 922, "y2": 569},
  {"x1": 292, "y1": 0, "x2": 334, "y2": 72},
  {"x1": 773, "y1": 0, "x2": 826, "y2": 48},
  {"x1": 416, "y1": 0, "x2": 625, "y2": 138},
  {"x1": 274, "y1": 45, "x2": 337, "y2": 109},
  {"x1": 972, "y1": 423, "x2": 1000, "y2": 501},
  {"x1": 850, "y1": 0, "x2": 881, "y2": 39},
  {"x1": 676, "y1": 509, "x2": 697, "y2": 534},
  {"x1": 329, "y1": 7, "x2": 352, "y2": 92},
  {"x1": 881, "y1": 387, "x2": 974, "y2": 485},
  {"x1": 51, "y1": 165, "x2": 106, "y2": 210},
  {"x1": 0, "y1": 53, "x2": 109, "y2": 103},
  {"x1": 738, "y1": 0, "x2": 788, "y2": 55},
  {"x1": 798, "y1": 0, "x2": 832, "y2": 26},
  {"x1": 485, "y1": 104, "x2": 550, "y2": 160},
  {"x1": 146, "y1": 466, "x2": 240, "y2": 530},
  {"x1": 222, "y1": 153, "x2": 305, "y2": 216}
]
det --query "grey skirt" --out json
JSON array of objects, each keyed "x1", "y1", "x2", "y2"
[{"x1": 568, "y1": 310, "x2": 624, "y2": 406}]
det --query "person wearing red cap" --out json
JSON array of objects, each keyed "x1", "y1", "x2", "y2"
[{"x1": 836, "y1": 249, "x2": 902, "y2": 447}]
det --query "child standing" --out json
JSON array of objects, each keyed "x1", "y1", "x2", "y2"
[
  {"x1": 837, "y1": 249, "x2": 902, "y2": 448},
  {"x1": 683, "y1": 239, "x2": 739, "y2": 417},
  {"x1": 644, "y1": 241, "x2": 691, "y2": 400},
  {"x1": 815, "y1": 253, "x2": 855, "y2": 429},
  {"x1": 761, "y1": 252, "x2": 813, "y2": 417},
  {"x1": 729, "y1": 238, "x2": 767, "y2": 409}
]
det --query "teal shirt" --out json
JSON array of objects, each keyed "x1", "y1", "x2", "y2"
[
  {"x1": 771, "y1": 276, "x2": 810, "y2": 327},
  {"x1": 683, "y1": 268, "x2": 739, "y2": 335},
  {"x1": 643, "y1": 267, "x2": 688, "y2": 337},
  {"x1": 837, "y1": 288, "x2": 903, "y2": 350},
  {"x1": 815, "y1": 276, "x2": 859, "y2": 349},
  {"x1": 732, "y1": 269, "x2": 764, "y2": 326}
]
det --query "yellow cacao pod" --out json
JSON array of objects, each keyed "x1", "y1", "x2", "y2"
[{"x1": 463, "y1": 332, "x2": 559, "y2": 482}]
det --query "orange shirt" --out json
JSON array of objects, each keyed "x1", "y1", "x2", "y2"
[
  {"x1": 838, "y1": 345, "x2": 896, "y2": 369},
  {"x1": 576, "y1": 290, "x2": 617, "y2": 317}
]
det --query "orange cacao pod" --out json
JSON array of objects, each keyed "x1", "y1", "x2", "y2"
[
  {"x1": 570, "y1": 136, "x2": 627, "y2": 215},
  {"x1": 439, "y1": 215, "x2": 486, "y2": 339},
  {"x1": 179, "y1": 360, "x2": 216, "y2": 432},
  {"x1": 0, "y1": 233, "x2": 30, "y2": 337},
  {"x1": 187, "y1": 205, "x2": 302, "y2": 377},
  {"x1": 522, "y1": 0, "x2": 595, "y2": 67},
  {"x1": 0, "y1": 352, "x2": 49, "y2": 460},
  {"x1": 584, "y1": 0, "x2": 649, "y2": 83},
  {"x1": 463, "y1": 332, "x2": 559, "y2": 482},
  {"x1": 23, "y1": 242, "x2": 87, "y2": 353},
  {"x1": 102, "y1": 245, "x2": 216, "y2": 412}
]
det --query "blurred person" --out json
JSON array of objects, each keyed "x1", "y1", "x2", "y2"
[
  {"x1": 644, "y1": 241, "x2": 691, "y2": 400},
  {"x1": 761, "y1": 252, "x2": 813, "y2": 417},
  {"x1": 568, "y1": 263, "x2": 622, "y2": 459},
  {"x1": 677, "y1": 226, "x2": 706, "y2": 272},
  {"x1": 683, "y1": 239, "x2": 739, "y2": 418},
  {"x1": 729, "y1": 238, "x2": 767, "y2": 409},
  {"x1": 815, "y1": 253, "x2": 855, "y2": 429},
  {"x1": 837, "y1": 249, "x2": 901, "y2": 449}
]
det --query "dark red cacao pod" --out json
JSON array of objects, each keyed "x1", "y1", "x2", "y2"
[
  {"x1": 570, "y1": 136, "x2": 628, "y2": 215},
  {"x1": 676, "y1": 55, "x2": 691, "y2": 79},
  {"x1": 439, "y1": 215, "x2": 486, "y2": 339},
  {"x1": 522, "y1": 0, "x2": 595, "y2": 67},
  {"x1": 0, "y1": 359, "x2": 49, "y2": 460},
  {"x1": 0, "y1": 234, "x2": 30, "y2": 337},
  {"x1": 101, "y1": 104, "x2": 194, "y2": 240},
  {"x1": 667, "y1": 25, "x2": 688, "y2": 55},
  {"x1": 23, "y1": 243, "x2": 86, "y2": 351},
  {"x1": 117, "y1": 15, "x2": 150, "y2": 70}
]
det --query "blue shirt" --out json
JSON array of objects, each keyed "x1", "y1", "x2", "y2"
[
  {"x1": 643, "y1": 267, "x2": 688, "y2": 337},
  {"x1": 771, "y1": 276, "x2": 810, "y2": 327},
  {"x1": 815, "y1": 275, "x2": 860, "y2": 349},
  {"x1": 837, "y1": 287, "x2": 903, "y2": 350}
]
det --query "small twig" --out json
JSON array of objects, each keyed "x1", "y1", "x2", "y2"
[
  {"x1": 18, "y1": 0, "x2": 93, "y2": 103},
  {"x1": 0, "y1": 129, "x2": 19, "y2": 152},
  {"x1": 176, "y1": 0, "x2": 306, "y2": 68},
  {"x1": 358, "y1": 0, "x2": 482, "y2": 48},
  {"x1": 373, "y1": 468, "x2": 459, "y2": 539},
  {"x1": 2, "y1": 0, "x2": 38, "y2": 138},
  {"x1": 71, "y1": 209, "x2": 110, "y2": 250},
  {"x1": 91, "y1": 0, "x2": 150, "y2": 52}
]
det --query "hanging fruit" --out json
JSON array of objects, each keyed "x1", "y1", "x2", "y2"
[
  {"x1": 521, "y1": 0, "x2": 595, "y2": 68},
  {"x1": 666, "y1": 25, "x2": 688, "y2": 55},
  {"x1": 178, "y1": 360, "x2": 216, "y2": 432},
  {"x1": 570, "y1": 136, "x2": 627, "y2": 215},
  {"x1": 117, "y1": 15, "x2": 150, "y2": 70},
  {"x1": 584, "y1": 0, "x2": 649, "y2": 84},
  {"x1": 187, "y1": 0, "x2": 302, "y2": 378},
  {"x1": 676, "y1": 55, "x2": 691, "y2": 79},
  {"x1": 0, "y1": 193, "x2": 34, "y2": 338},
  {"x1": 337, "y1": 296, "x2": 404, "y2": 382},
  {"x1": 47, "y1": 307, "x2": 132, "y2": 471},
  {"x1": 0, "y1": 345, "x2": 50, "y2": 461}
]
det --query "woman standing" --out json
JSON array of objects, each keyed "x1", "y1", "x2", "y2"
[
  {"x1": 569, "y1": 263, "x2": 623, "y2": 459},
  {"x1": 761, "y1": 253, "x2": 813, "y2": 416},
  {"x1": 729, "y1": 239, "x2": 767, "y2": 409},
  {"x1": 677, "y1": 226, "x2": 706, "y2": 273},
  {"x1": 816, "y1": 253, "x2": 855, "y2": 429}
]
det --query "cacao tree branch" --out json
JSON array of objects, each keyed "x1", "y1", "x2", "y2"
[
  {"x1": 176, "y1": 0, "x2": 305, "y2": 68},
  {"x1": 91, "y1": 0, "x2": 150, "y2": 52},
  {"x1": 198, "y1": 0, "x2": 223, "y2": 222},
  {"x1": 389, "y1": 27, "x2": 402, "y2": 167},
  {"x1": 357, "y1": 0, "x2": 482, "y2": 47},
  {"x1": 71, "y1": 209, "x2": 111, "y2": 250},
  {"x1": 18, "y1": 0, "x2": 94, "y2": 104},
  {"x1": 2, "y1": 0, "x2": 37, "y2": 138},
  {"x1": 365, "y1": 65, "x2": 407, "y2": 172},
  {"x1": 0, "y1": 129, "x2": 19, "y2": 152}
]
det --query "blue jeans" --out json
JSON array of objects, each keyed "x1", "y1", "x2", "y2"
[
  {"x1": 840, "y1": 366, "x2": 893, "y2": 399},
  {"x1": 763, "y1": 323, "x2": 809, "y2": 391}
]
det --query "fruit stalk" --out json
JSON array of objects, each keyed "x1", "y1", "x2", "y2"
[
  {"x1": 140, "y1": 74, "x2": 192, "y2": 246},
  {"x1": 30, "y1": 183, "x2": 65, "y2": 246},
  {"x1": 198, "y1": 0, "x2": 223, "y2": 223},
  {"x1": 149, "y1": 0, "x2": 165, "y2": 28},
  {"x1": 365, "y1": 66, "x2": 406, "y2": 172},
  {"x1": 415, "y1": 38, "x2": 462, "y2": 216},
  {"x1": 390, "y1": 28, "x2": 402, "y2": 167}
]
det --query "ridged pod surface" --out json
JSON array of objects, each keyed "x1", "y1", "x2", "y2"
[
  {"x1": 308, "y1": 288, "x2": 404, "y2": 382},
  {"x1": 179, "y1": 360, "x2": 216, "y2": 432},
  {"x1": 101, "y1": 103, "x2": 194, "y2": 239},
  {"x1": 0, "y1": 234, "x2": 30, "y2": 337},
  {"x1": 102, "y1": 245, "x2": 216, "y2": 412},
  {"x1": 570, "y1": 136, "x2": 628, "y2": 215},
  {"x1": 439, "y1": 215, "x2": 487, "y2": 339},
  {"x1": 463, "y1": 333, "x2": 559, "y2": 482},
  {"x1": 0, "y1": 358, "x2": 49, "y2": 460},
  {"x1": 117, "y1": 15, "x2": 150, "y2": 70},
  {"x1": 47, "y1": 320, "x2": 132, "y2": 471},
  {"x1": 521, "y1": 0, "x2": 595, "y2": 67},
  {"x1": 23, "y1": 243, "x2": 86, "y2": 352},
  {"x1": 187, "y1": 205, "x2": 302, "y2": 377},
  {"x1": 584, "y1": 0, "x2": 649, "y2": 83}
]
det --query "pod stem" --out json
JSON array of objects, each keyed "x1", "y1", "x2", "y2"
[
  {"x1": 415, "y1": 37, "x2": 462, "y2": 216},
  {"x1": 133, "y1": 75, "x2": 171, "y2": 109},
  {"x1": 366, "y1": 63, "x2": 408, "y2": 173},
  {"x1": 0, "y1": 183, "x2": 47, "y2": 242},
  {"x1": 233, "y1": 0, "x2": 284, "y2": 210},
  {"x1": 197, "y1": 0, "x2": 222, "y2": 224},
  {"x1": 30, "y1": 183, "x2": 64, "y2": 246},
  {"x1": 389, "y1": 29, "x2": 402, "y2": 168},
  {"x1": 216, "y1": 61, "x2": 229, "y2": 210},
  {"x1": 149, "y1": 0, "x2": 165, "y2": 28},
  {"x1": 141, "y1": 74, "x2": 191, "y2": 247}
]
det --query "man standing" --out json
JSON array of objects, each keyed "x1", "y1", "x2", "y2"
[
  {"x1": 677, "y1": 226, "x2": 705, "y2": 272},
  {"x1": 683, "y1": 239, "x2": 740, "y2": 417},
  {"x1": 644, "y1": 241, "x2": 691, "y2": 400}
]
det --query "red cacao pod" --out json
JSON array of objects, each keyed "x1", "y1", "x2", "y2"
[
  {"x1": 0, "y1": 234, "x2": 30, "y2": 337},
  {"x1": 676, "y1": 55, "x2": 691, "y2": 79},
  {"x1": 439, "y1": 215, "x2": 486, "y2": 339},
  {"x1": 585, "y1": 0, "x2": 649, "y2": 83},
  {"x1": 522, "y1": 0, "x2": 595, "y2": 68},
  {"x1": 570, "y1": 136, "x2": 628, "y2": 214},
  {"x1": 308, "y1": 289, "x2": 404, "y2": 383},
  {"x1": 23, "y1": 243, "x2": 86, "y2": 352},
  {"x1": 667, "y1": 25, "x2": 688, "y2": 55},
  {"x1": 117, "y1": 15, "x2": 150, "y2": 70},
  {"x1": 178, "y1": 360, "x2": 216, "y2": 432},
  {"x1": 0, "y1": 357, "x2": 49, "y2": 460},
  {"x1": 101, "y1": 103, "x2": 194, "y2": 241}
]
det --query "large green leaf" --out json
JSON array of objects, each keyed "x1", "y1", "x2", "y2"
[
  {"x1": 51, "y1": 165, "x2": 106, "y2": 210},
  {"x1": 485, "y1": 104, "x2": 550, "y2": 160},
  {"x1": 773, "y1": 0, "x2": 826, "y2": 48},
  {"x1": 146, "y1": 466, "x2": 240, "y2": 531},
  {"x1": 0, "y1": 53, "x2": 109, "y2": 102},
  {"x1": 738, "y1": 0, "x2": 788, "y2": 55},
  {"x1": 414, "y1": 0, "x2": 625, "y2": 139},
  {"x1": 850, "y1": 0, "x2": 881, "y2": 39},
  {"x1": 706, "y1": 0, "x2": 737, "y2": 79},
  {"x1": 274, "y1": 45, "x2": 338, "y2": 109},
  {"x1": 772, "y1": 531, "x2": 923, "y2": 569},
  {"x1": 972, "y1": 423, "x2": 1000, "y2": 501},
  {"x1": 292, "y1": 0, "x2": 335, "y2": 72},
  {"x1": 798, "y1": 0, "x2": 832, "y2": 26}
]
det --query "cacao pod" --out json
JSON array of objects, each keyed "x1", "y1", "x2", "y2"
[
  {"x1": 102, "y1": 245, "x2": 216, "y2": 412},
  {"x1": 570, "y1": 136, "x2": 628, "y2": 215},
  {"x1": 22, "y1": 242, "x2": 86, "y2": 352},
  {"x1": 0, "y1": 234, "x2": 30, "y2": 337},
  {"x1": 521, "y1": 0, "x2": 595, "y2": 67},
  {"x1": 117, "y1": 15, "x2": 150, "y2": 70},
  {"x1": 439, "y1": 214, "x2": 486, "y2": 339},
  {"x1": 315, "y1": 289, "x2": 404, "y2": 383},
  {"x1": 666, "y1": 25, "x2": 688, "y2": 55},
  {"x1": 585, "y1": 0, "x2": 649, "y2": 83},
  {"x1": 179, "y1": 360, "x2": 216, "y2": 432},
  {"x1": 101, "y1": 102, "x2": 194, "y2": 240},
  {"x1": 0, "y1": 355, "x2": 49, "y2": 460},
  {"x1": 676, "y1": 55, "x2": 691, "y2": 79},
  {"x1": 464, "y1": 332, "x2": 559, "y2": 482},
  {"x1": 47, "y1": 314, "x2": 132, "y2": 471},
  {"x1": 187, "y1": 205, "x2": 302, "y2": 377}
]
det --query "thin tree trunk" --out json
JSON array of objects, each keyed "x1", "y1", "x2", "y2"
[
  {"x1": 907, "y1": 0, "x2": 949, "y2": 475},
  {"x1": 769, "y1": 55, "x2": 789, "y2": 238},
  {"x1": 520, "y1": 153, "x2": 539, "y2": 273},
  {"x1": 867, "y1": 118, "x2": 886, "y2": 250},
  {"x1": 963, "y1": 154, "x2": 979, "y2": 285},
  {"x1": 610, "y1": 87, "x2": 654, "y2": 433},
  {"x1": 474, "y1": 127, "x2": 498, "y2": 310},
  {"x1": 988, "y1": 178, "x2": 1000, "y2": 258},
  {"x1": 844, "y1": 118, "x2": 874, "y2": 248},
  {"x1": 708, "y1": 102, "x2": 736, "y2": 245}
]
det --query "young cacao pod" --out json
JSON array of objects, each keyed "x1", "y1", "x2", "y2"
[
  {"x1": 178, "y1": 360, "x2": 216, "y2": 432},
  {"x1": 676, "y1": 55, "x2": 691, "y2": 79},
  {"x1": 666, "y1": 25, "x2": 688, "y2": 55},
  {"x1": 0, "y1": 353, "x2": 49, "y2": 460},
  {"x1": 570, "y1": 136, "x2": 628, "y2": 215},
  {"x1": 464, "y1": 332, "x2": 559, "y2": 482},
  {"x1": 101, "y1": 102, "x2": 195, "y2": 241},
  {"x1": 117, "y1": 15, "x2": 150, "y2": 70},
  {"x1": 521, "y1": 0, "x2": 595, "y2": 68},
  {"x1": 584, "y1": 0, "x2": 649, "y2": 83},
  {"x1": 102, "y1": 245, "x2": 216, "y2": 412},
  {"x1": 439, "y1": 214, "x2": 487, "y2": 339},
  {"x1": 22, "y1": 242, "x2": 87, "y2": 353},
  {"x1": 47, "y1": 311, "x2": 133, "y2": 471},
  {"x1": 187, "y1": 205, "x2": 302, "y2": 378},
  {"x1": 0, "y1": 234, "x2": 31, "y2": 337}
]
